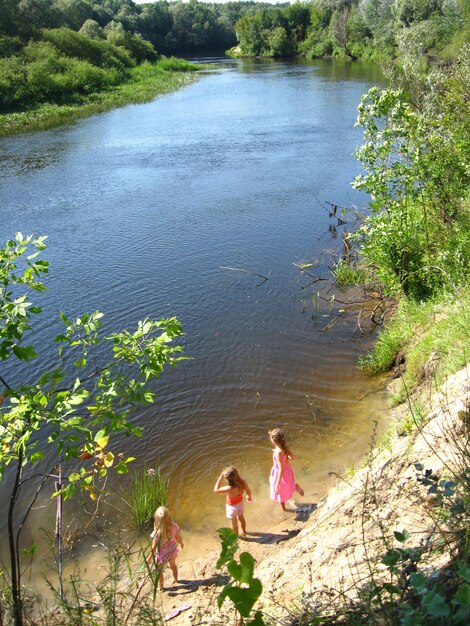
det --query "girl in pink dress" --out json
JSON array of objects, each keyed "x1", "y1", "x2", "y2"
[
  {"x1": 146, "y1": 506, "x2": 184, "y2": 591},
  {"x1": 269, "y1": 428, "x2": 304, "y2": 511}
]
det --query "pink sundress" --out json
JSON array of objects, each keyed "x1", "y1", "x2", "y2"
[
  {"x1": 270, "y1": 451, "x2": 296, "y2": 503},
  {"x1": 151, "y1": 523, "x2": 180, "y2": 565}
]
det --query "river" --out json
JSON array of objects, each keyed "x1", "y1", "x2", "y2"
[{"x1": 0, "y1": 58, "x2": 386, "y2": 566}]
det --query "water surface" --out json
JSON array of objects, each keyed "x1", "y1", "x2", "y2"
[{"x1": 0, "y1": 59, "x2": 386, "y2": 559}]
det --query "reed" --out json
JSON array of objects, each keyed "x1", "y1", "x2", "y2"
[{"x1": 124, "y1": 465, "x2": 168, "y2": 532}]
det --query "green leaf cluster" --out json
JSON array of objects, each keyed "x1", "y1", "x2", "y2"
[
  {"x1": 352, "y1": 49, "x2": 470, "y2": 300},
  {"x1": 0, "y1": 233, "x2": 184, "y2": 498},
  {"x1": 216, "y1": 528, "x2": 265, "y2": 625}
]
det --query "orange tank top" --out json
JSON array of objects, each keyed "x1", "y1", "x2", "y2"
[{"x1": 227, "y1": 493, "x2": 243, "y2": 506}]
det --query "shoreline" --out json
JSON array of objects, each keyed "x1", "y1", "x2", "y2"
[
  {"x1": 0, "y1": 65, "x2": 205, "y2": 139},
  {"x1": 146, "y1": 364, "x2": 470, "y2": 624}
]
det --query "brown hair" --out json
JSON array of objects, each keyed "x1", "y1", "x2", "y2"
[
  {"x1": 222, "y1": 466, "x2": 244, "y2": 489},
  {"x1": 269, "y1": 428, "x2": 293, "y2": 458}
]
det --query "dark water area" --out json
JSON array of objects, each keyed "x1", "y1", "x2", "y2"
[{"x1": 0, "y1": 58, "x2": 387, "y2": 562}]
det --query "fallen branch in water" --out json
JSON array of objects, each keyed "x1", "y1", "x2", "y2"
[{"x1": 220, "y1": 266, "x2": 269, "y2": 285}]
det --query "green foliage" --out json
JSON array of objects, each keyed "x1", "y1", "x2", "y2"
[
  {"x1": 216, "y1": 527, "x2": 239, "y2": 569},
  {"x1": 122, "y1": 465, "x2": 168, "y2": 532},
  {"x1": 332, "y1": 258, "x2": 367, "y2": 286},
  {"x1": 0, "y1": 35, "x2": 22, "y2": 57},
  {"x1": 0, "y1": 234, "x2": 185, "y2": 623},
  {"x1": 352, "y1": 51, "x2": 470, "y2": 299},
  {"x1": 216, "y1": 528, "x2": 265, "y2": 624},
  {"x1": 360, "y1": 284, "x2": 470, "y2": 401},
  {"x1": 268, "y1": 26, "x2": 294, "y2": 57},
  {"x1": 156, "y1": 56, "x2": 199, "y2": 72},
  {"x1": 42, "y1": 27, "x2": 134, "y2": 69},
  {"x1": 233, "y1": 0, "x2": 467, "y2": 61}
]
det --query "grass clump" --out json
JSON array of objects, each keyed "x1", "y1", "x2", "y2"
[
  {"x1": 156, "y1": 56, "x2": 201, "y2": 72},
  {"x1": 361, "y1": 288, "x2": 470, "y2": 400},
  {"x1": 332, "y1": 258, "x2": 368, "y2": 287},
  {"x1": 123, "y1": 465, "x2": 168, "y2": 532}
]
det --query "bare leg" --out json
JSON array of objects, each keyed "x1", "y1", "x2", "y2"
[
  {"x1": 295, "y1": 483, "x2": 304, "y2": 496},
  {"x1": 238, "y1": 514, "x2": 247, "y2": 535},
  {"x1": 158, "y1": 571, "x2": 164, "y2": 591},
  {"x1": 280, "y1": 501, "x2": 287, "y2": 511},
  {"x1": 168, "y1": 559, "x2": 178, "y2": 584},
  {"x1": 231, "y1": 518, "x2": 239, "y2": 535}
]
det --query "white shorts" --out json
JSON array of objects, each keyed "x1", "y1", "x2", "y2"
[{"x1": 226, "y1": 500, "x2": 244, "y2": 520}]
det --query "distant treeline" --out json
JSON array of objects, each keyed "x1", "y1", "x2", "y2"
[
  {"x1": 0, "y1": 0, "x2": 282, "y2": 57},
  {"x1": 0, "y1": 0, "x2": 281, "y2": 112},
  {"x1": 235, "y1": 0, "x2": 470, "y2": 60},
  {"x1": 1, "y1": 1, "x2": 468, "y2": 114}
]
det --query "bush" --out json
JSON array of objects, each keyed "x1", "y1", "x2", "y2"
[
  {"x1": 352, "y1": 50, "x2": 470, "y2": 300},
  {"x1": 0, "y1": 35, "x2": 22, "y2": 58},
  {"x1": 0, "y1": 56, "x2": 30, "y2": 110},
  {"x1": 22, "y1": 41, "x2": 122, "y2": 104},
  {"x1": 156, "y1": 56, "x2": 199, "y2": 72},
  {"x1": 42, "y1": 27, "x2": 134, "y2": 69}
]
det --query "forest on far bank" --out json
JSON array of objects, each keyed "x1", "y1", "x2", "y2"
[
  {"x1": 0, "y1": 0, "x2": 279, "y2": 113},
  {"x1": 234, "y1": 0, "x2": 469, "y2": 60},
  {"x1": 1, "y1": 1, "x2": 469, "y2": 115}
]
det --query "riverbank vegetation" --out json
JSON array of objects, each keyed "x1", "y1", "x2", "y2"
[
  {"x1": 0, "y1": 235, "x2": 185, "y2": 626},
  {"x1": 337, "y1": 46, "x2": 470, "y2": 390},
  {"x1": 234, "y1": 0, "x2": 469, "y2": 61},
  {"x1": 307, "y1": 33, "x2": 470, "y2": 626},
  {"x1": 0, "y1": 57, "x2": 202, "y2": 137},
  {"x1": 0, "y1": 0, "x2": 284, "y2": 135}
]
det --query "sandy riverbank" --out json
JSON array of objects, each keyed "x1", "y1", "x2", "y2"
[{"x1": 145, "y1": 365, "x2": 469, "y2": 624}]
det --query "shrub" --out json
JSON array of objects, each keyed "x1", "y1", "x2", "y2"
[
  {"x1": 0, "y1": 56, "x2": 30, "y2": 110},
  {"x1": 24, "y1": 42, "x2": 121, "y2": 104},
  {"x1": 156, "y1": 56, "x2": 199, "y2": 72},
  {"x1": 42, "y1": 27, "x2": 134, "y2": 69}
]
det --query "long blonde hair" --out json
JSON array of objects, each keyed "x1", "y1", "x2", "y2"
[
  {"x1": 222, "y1": 466, "x2": 244, "y2": 489},
  {"x1": 153, "y1": 506, "x2": 172, "y2": 541},
  {"x1": 269, "y1": 428, "x2": 293, "y2": 458}
]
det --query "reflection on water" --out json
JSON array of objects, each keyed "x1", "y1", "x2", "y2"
[{"x1": 0, "y1": 58, "x2": 387, "y2": 572}]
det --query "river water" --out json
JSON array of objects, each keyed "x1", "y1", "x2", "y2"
[{"x1": 0, "y1": 59, "x2": 386, "y2": 563}]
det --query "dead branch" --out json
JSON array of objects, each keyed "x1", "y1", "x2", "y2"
[{"x1": 220, "y1": 266, "x2": 269, "y2": 285}]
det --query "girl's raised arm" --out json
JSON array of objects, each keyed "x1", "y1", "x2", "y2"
[{"x1": 214, "y1": 473, "x2": 230, "y2": 493}]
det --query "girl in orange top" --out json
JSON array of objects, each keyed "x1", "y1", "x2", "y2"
[{"x1": 214, "y1": 466, "x2": 252, "y2": 536}]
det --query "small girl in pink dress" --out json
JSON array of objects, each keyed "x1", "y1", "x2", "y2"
[
  {"x1": 269, "y1": 428, "x2": 304, "y2": 511},
  {"x1": 146, "y1": 506, "x2": 184, "y2": 591}
]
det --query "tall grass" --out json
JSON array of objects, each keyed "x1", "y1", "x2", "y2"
[
  {"x1": 123, "y1": 466, "x2": 168, "y2": 532},
  {"x1": 360, "y1": 286, "x2": 470, "y2": 401}
]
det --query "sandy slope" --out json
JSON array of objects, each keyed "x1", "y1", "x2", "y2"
[{"x1": 144, "y1": 367, "x2": 469, "y2": 625}]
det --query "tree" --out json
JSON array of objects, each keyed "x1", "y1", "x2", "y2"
[
  {"x1": 79, "y1": 18, "x2": 104, "y2": 40},
  {"x1": 138, "y1": 1, "x2": 173, "y2": 49},
  {"x1": 54, "y1": 0, "x2": 94, "y2": 31},
  {"x1": 0, "y1": 234, "x2": 185, "y2": 626},
  {"x1": 269, "y1": 26, "x2": 294, "y2": 57}
]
